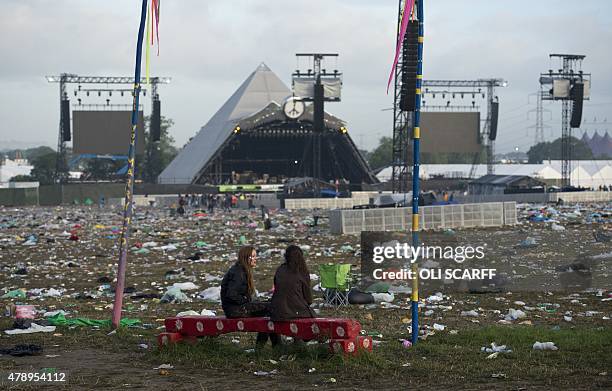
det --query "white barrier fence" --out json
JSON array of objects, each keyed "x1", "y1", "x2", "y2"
[
  {"x1": 550, "y1": 191, "x2": 612, "y2": 203},
  {"x1": 329, "y1": 202, "x2": 517, "y2": 234},
  {"x1": 0, "y1": 181, "x2": 39, "y2": 189},
  {"x1": 284, "y1": 197, "x2": 370, "y2": 210},
  {"x1": 285, "y1": 191, "x2": 610, "y2": 212},
  {"x1": 448, "y1": 191, "x2": 612, "y2": 205}
]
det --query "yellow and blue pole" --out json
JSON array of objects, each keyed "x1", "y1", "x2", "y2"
[
  {"x1": 411, "y1": 0, "x2": 424, "y2": 345},
  {"x1": 112, "y1": 0, "x2": 149, "y2": 328}
]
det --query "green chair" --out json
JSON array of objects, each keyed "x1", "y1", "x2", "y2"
[{"x1": 319, "y1": 263, "x2": 352, "y2": 307}]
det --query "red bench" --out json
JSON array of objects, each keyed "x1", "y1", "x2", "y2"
[{"x1": 158, "y1": 316, "x2": 372, "y2": 355}]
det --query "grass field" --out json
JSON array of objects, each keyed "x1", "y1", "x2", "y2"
[
  {"x1": 1, "y1": 304, "x2": 610, "y2": 390},
  {"x1": 0, "y1": 205, "x2": 610, "y2": 389}
]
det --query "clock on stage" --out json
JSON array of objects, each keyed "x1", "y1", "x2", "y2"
[{"x1": 283, "y1": 96, "x2": 305, "y2": 120}]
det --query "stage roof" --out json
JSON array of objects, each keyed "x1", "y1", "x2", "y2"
[{"x1": 158, "y1": 63, "x2": 291, "y2": 184}]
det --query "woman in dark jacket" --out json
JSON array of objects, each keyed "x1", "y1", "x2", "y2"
[
  {"x1": 220, "y1": 246, "x2": 279, "y2": 346},
  {"x1": 271, "y1": 245, "x2": 315, "y2": 321}
]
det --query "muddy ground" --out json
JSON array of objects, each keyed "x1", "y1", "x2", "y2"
[{"x1": 0, "y1": 203, "x2": 610, "y2": 390}]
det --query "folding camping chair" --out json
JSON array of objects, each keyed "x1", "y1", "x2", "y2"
[{"x1": 319, "y1": 263, "x2": 352, "y2": 307}]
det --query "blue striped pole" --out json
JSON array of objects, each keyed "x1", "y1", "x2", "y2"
[
  {"x1": 112, "y1": 0, "x2": 148, "y2": 328},
  {"x1": 411, "y1": 0, "x2": 424, "y2": 345}
]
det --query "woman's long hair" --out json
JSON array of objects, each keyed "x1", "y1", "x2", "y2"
[
  {"x1": 237, "y1": 245, "x2": 256, "y2": 297},
  {"x1": 284, "y1": 245, "x2": 310, "y2": 277}
]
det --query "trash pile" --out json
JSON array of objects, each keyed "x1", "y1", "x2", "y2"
[{"x1": 519, "y1": 203, "x2": 612, "y2": 225}]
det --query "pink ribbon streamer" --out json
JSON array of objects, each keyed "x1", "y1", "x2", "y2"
[
  {"x1": 387, "y1": 0, "x2": 416, "y2": 93},
  {"x1": 152, "y1": 0, "x2": 160, "y2": 55}
]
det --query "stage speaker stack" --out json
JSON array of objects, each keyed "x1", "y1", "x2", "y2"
[
  {"x1": 313, "y1": 83, "x2": 324, "y2": 131},
  {"x1": 570, "y1": 82, "x2": 584, "y2": 128},
  {"x1": 399, "y1": 20, "x2": 419, "y2": 112},
  {"x1": 489, "y1": 101, "x2": 499, "y2": 141},
  {"x1": 151, "y1": 99, "x2": 161, "y2": 142},
  {"x1": 61, "y1": 99, "x2": 71, "y2": 142}
]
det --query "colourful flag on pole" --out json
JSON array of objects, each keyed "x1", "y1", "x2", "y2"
[
  {"x1": 152, "y1": 0, "x2": 161, "y2": 55},
  {"x1": 387, "y1": 0, "x2": 415, "y2": 93},
  {"x1": 145, "y1": 0, "x2": 161, "y2": 84}
]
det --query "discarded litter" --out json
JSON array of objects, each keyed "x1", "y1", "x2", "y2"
[
  {"x1": 254, "y1": 369, "x2": 278, "y2": 376},
  {"x1": 4, "y1": 323, "x2": 56, "y2": 335},
  {"x1": 171, "y1": 282, "x2": 199, "y2": 291},
  {"x1": 198, "y1": 286, "x2": 221, "y2": 302},
  {"x1": 433, "y1": 323, "x2": 446, "y2": 331},
  {"x1": 551, "y1": 223, "x2": 566, "y2": 231},
  {"x1": 371, "y1": 292, "x2": 394, "y2": 303},
  {"x1": 518, "y1": 237, "x2": 537, "y2": 248},
  {"x1": 481, "y1": 343, "x2": 512, "y2": 354},
  {"x1": 176, "y1": 310, "x2": 200, "y2": 317},
  {"x1": 15, "y1": 305, "x2": 36, "y2": 319},
  {"x1": 399, "y1": 339, "x2": 412, "y2": 348},
  {"x1": 504, "y1": 309, "x2": 526, "y2": 321},
  {"x1": 160, "y1": 286, "x2": 192, "y2": 304},
  {"x1": 2, "y1": 289, "x2": 26, "y2": 299},
  {"x1": 426, "y1": 293, "x2": 444, "y2": 303},
  {"x1": 46, "y1": 313, "x2": 140, "y2": 328},
  {"x1": 533, "y1": 341, "x2": 558, "y2": 351},
  {"x1": 0, "y1": 344, "x2": 43, "y2": 356}
]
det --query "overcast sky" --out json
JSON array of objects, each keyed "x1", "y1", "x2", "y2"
[{"x1": 1, "y1": 0, "x2": 611, "y2": 153}]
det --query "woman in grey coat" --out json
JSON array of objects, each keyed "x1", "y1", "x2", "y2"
[{"x1": 271, "y1": 245, "x2": 315, "y2": 321}]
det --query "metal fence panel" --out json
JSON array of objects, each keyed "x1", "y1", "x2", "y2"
[{"x1": 329, "y1": 202, "x2": 516, "y2": 234}]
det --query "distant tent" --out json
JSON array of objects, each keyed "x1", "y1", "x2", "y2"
[
  {"x1": 571, "y1": 164, "x2": 593, "y2": 188},
  {"x1": 591, "y1": 164, "x2": 612, "y2": 187},
  {"x1": 580, "y1": 131, "x2": 612, "y2": 158},
  {"x1": 534, "y1": 165, "x2": 561, "y2": 181},
  {"x1": 590, "y1": 131, "x2": 603, "y2": 157},
  {"x1": 600, "y1": 132, "x2": 612, "y2": 157},
  {"x1": 580, "y1": 132, "x2": 590, "y2": 145}
]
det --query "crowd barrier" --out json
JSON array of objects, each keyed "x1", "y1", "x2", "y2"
[
  {"x1": 329, "y1": 202, "x2": 518, "y2": 234},
  {"x1": 284, "y1": 197, "x2": 370, "y2": 210},
  {"x1": 456, "y1": 191, "x2": 612, "y2": 205},
  {"x1": 550, "y1": 191, "x2": 612, "y2": 203}
]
